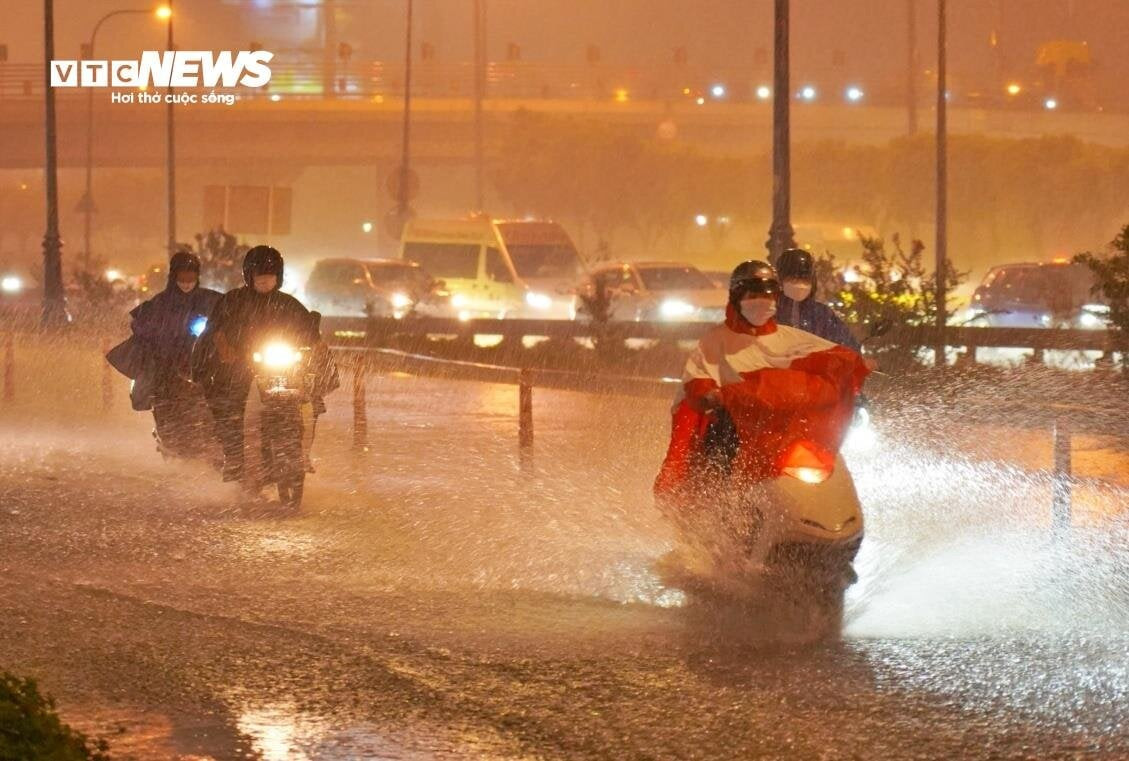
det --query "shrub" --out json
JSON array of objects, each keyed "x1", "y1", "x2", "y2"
[{"x1": 0, "y1": 671, "x2": 110, "y2": 760}]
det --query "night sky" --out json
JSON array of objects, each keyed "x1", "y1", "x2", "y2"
[{"x1": 3, "y1": 1, "x2": 1128, "y2": 90}]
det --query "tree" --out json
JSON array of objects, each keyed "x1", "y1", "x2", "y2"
[{"x1": 1075, "y1": 223, "x2": 1129, "y2": 370}]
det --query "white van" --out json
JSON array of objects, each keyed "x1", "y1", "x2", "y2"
[{"x1": 398, "y1": 217, "x2": 583, "y2": 320}]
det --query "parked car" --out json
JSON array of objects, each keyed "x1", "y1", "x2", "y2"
[
  {"x1": 968, "y1": 261, "x2": 1108, "y2": 329},
  {"x1": 303, "y1": 257, "x2": 452, "y2": 319},
  {"x1": 579, "y1": 262, "x2": 728, "y2": 322},
  {"x1": 399, "y1": 217, "x2": 582, "y2": 320}
]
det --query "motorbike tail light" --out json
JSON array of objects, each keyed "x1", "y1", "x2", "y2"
[{"x1": 779, "y1": 440, "x2": 835, "y2": 484}]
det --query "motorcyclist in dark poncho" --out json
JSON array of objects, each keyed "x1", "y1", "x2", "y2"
[
  {"x1": 191, "y1": 245, "x2": 337, "y2": 486},
  {"x1": 110, "y1": 250, "x2": 222, "y2": 460}
]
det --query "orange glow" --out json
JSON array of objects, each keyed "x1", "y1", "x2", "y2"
[
  {"x1": 614, "y1": 88, "x2": 629, "y2": 103},
  {"x1": 155, "y1": 5, "x2": 172, "y2": 20},
  {"x1": 1006, "y1": 82, "x2": 1021, "y2": 95}
]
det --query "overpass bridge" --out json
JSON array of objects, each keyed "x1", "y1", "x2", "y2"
[
  {"x1": 3, "y1": 94, "x2": 1128, "y2": 171},
  {"x1": 2, "y1": 59, "x2": 1128, "y2": 170}
]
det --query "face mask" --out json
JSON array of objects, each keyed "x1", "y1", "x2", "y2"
[
  {"x1": 783, "y1": 281, "x2": 812, "y2": 302},
  {"x1": 740, "y1": 298, "x2": 776, "y2": 327}
]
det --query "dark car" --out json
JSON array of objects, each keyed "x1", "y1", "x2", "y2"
[
  {"x1": 968, "y1": 261, "x2": 1108, "y2": 329},
  {"x1": 303, "y1": 258, "x2": 452, "y2": 319}
]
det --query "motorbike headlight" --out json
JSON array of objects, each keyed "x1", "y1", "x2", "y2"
[
  {"x1": 843, "y1": 406, "x2": 877, "y2": 452},
  {"x1": 659, "y1": 299, "x2": 697, "y2": 319},
  {"x1": 254, "y1": 342, "x2": 301, "y2": 369},
  {"x1": 390, "y1": 291, "x2": 412, "y2": 309},
  {"x1": 188, "y1": 316, "x2": 208, "y2": 337},
  {"x1": 525, "y1": 291, "x2": 553, "y2": 310}
]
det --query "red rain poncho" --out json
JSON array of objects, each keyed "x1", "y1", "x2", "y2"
[{"x1": 654, "y1": 305, "x2": 869, "y2": 498}]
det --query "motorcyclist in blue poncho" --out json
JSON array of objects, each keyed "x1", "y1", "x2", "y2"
[{"x1": 774, "y1": 248, "x2": 861, "y2": 351}]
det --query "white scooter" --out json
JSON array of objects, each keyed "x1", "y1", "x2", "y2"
[
  {"x1": 659, "y1": 323, "x2": 890, "y2": 631},
  {"x1": 660, "y1": 413, "x2": 864, "y2": 630}
]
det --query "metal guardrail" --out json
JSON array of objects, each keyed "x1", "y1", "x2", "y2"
[
  {"x1": 329, "y1": 339, "x2": 1125, "y2": 529},
  {"x1": 332, "y1": 344, "x2": 678, "y2": 468},
  {"x1": 322, "y1": 315, "x2": 1123, "y2": 356}
]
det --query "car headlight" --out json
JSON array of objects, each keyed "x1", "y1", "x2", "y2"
[
  {"x1": 253, "y1": 342, "x2": 302, "y2": 369},
  {"x1": 390, "y1": 291, "x2": 412, "y2": 309},
  {"x1": 525, "y1": 291, "x2": 553, "y2": 310},
  {"x1": 659, "y1": 299, "x2": 697, "y2": 319},
  {"x1": 188, "y1": 316, "x2": 208, "y2": 337},
  {"x1": 1, "y1": 276, "x2": 22, "y2": 293},
  {"x1": 1079, "y1": 304, "x2": 1109, "y2": 330},
  {"x1": 451, "y1": 293, "x2": 469, "y2": 309}
]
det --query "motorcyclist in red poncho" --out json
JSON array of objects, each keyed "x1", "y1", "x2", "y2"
[{"x1": 654, "y1": 259, "x2": 870, "y2": 520}]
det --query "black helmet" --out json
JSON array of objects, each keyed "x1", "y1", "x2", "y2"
[
  {"x1": 242, "y1": 245, "x2": 284, "y2": 289},
  {"x1": 729, "y1": 260, "x2": 780, "y2": 300},
  {"x1": 776, "y1": 248, "x2": 815, "y2": 281},
  {"x1": 169, "y1": 250, "x2": 201, "y2": 275},
  {"x1": 167, "y1": 250, "x2": 201, "y2": 289}
]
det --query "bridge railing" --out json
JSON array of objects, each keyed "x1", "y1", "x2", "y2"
[
  {"x1": 3, "y1": 59, "x2": 1121, "y2": 112},
  {"x1": 322, "y1": 315, "x2": 1123, "y2": 368}
]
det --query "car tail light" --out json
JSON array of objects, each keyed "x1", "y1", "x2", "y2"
[{"x1": 778, "y1": 440, "x2": 835, "y2": 484}]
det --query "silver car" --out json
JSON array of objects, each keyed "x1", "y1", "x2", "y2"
[
  {"x1": 303, "y1": 258, "x2": 452, "y2": 319},
  {"x1": 580, "y1": 261, "x2": 728, "y2": 322}
]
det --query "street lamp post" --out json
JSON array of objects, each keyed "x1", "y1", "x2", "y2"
[
  {"x1": 166, "y1": 0, "x2": 176, "y2": 256},
  {"x1": 42, "y1": 0, "x2": 67, "y2": 328},
  {"x1": 473, "y1": 0, "x2": 486, "y2": 211},
  {"x1": 935, "y1": 0, "x2": 948, "y2": 368},
  {"x1": 766, "y1": 0, "x2": 796, "y2": 262},
  {"x1": 906, "y1": 0, "x2": 918, "y2": 135},
  {"x1": 397, "y1": 0, "x2": 414, "y2": 216},
  {"x1": 82, "y1": 7, "x2": 164, "y2": 273}
]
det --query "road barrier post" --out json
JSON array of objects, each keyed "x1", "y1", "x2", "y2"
[
  {"x1": 101, "y1": 343, "x2": 112, "y2": 412},
  {"x1": 1052, "y1": 417, "x2": 1072, "y2": 534},
  {"x1": 352, "y1": 357, "x2": 369, "y2": 452},
  {"x1": 3, "y1": 333, "x2": 13, "y2": 403},
  {"x1": 519, "y1": 368, "x2": 533, "y2": 467}
]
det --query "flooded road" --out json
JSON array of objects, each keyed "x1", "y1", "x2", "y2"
[{"x1": 2, "y1": 365, "x2": 1128, "y2": 759}]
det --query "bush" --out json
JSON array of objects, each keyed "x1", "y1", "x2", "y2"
[
  {"x1": 0, "y1": 672, "x2": 110, "y2": 760},
  {"x1": 1075, "y1": 223, "x2": 1129, "y2": 368},
  {"x1": 818, "y1": 234, "x2": 966, "y2": 369}
]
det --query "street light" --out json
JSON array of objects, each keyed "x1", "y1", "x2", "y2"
[
  {"x1": 765, "y1": 0, "x2": 796, "y2": 261},
  {"x1": 41, "y1": 0, "x2": 67, "y2": 328},
  {"x1": 82, "y1": 5, "x2": 170, "y2": 273},
  {"x1": 165, "y1": 0, "x2": 176, "y2": 257}
]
